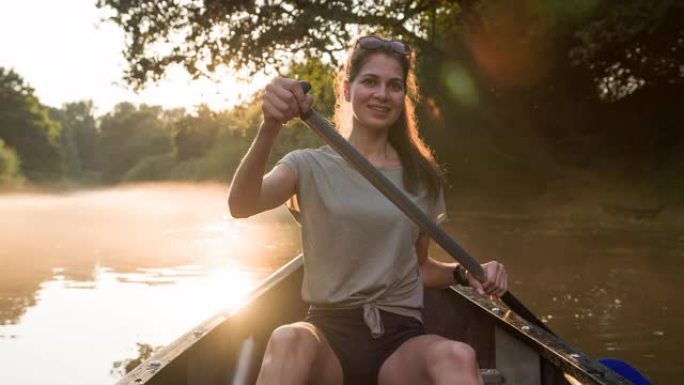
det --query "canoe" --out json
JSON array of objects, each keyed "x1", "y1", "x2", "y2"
[{"x1": 115, "y1": 255, "x2": 631, "y2": 385}]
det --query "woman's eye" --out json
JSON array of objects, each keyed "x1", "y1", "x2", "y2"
[
  {"x1": 389, "y1": 82, "x2": 404, "y2": 92},
  {"x1": 362, "y1": 78, "x2": 376, "y2": 86}
]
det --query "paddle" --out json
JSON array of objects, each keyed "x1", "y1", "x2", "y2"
[{"x1": 296, "y1": 81, "x2": 554, "y2": 335}]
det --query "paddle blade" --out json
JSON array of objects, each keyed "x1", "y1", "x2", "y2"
[{"x1": 598, "y1": 358, "x2": 651, "y2": 385}]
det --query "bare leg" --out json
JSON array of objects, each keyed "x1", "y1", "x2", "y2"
[
  {"x1": 378, "y1": 334, "x2": 483, "y2": 385},
  {"x1": 256, "y1": 322, "x2": 343, "y2": 385}
]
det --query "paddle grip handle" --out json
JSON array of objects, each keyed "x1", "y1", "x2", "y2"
[{"x1": 299, "y1": 80, "x2": 313, "y2": 119}]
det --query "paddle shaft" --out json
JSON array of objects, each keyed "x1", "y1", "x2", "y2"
[
  {"x1": 297, "y1": 90, "x2": 553, "y2": 334},
  {"x1": 301, "y1": 112, "x2": 486, "y2": 279}
]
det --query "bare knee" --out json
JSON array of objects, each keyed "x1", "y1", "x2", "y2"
[
  {"x1": 258, "y1": 323, "x2": 325, "y2": 385},
  {"x1": 427, "y1": 341, "x2": 479, "y2": 377},
  {"x1": 267, "y1": 323, "x2": 319, "y2": 357},
  {"x1": 448, "y1": 342, "x2": 477, "y2": 367}
]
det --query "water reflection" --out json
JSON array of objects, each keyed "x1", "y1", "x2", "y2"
[
  {"x1": 433, "y1": 210, "x2": 683, "y2": 383},
  {"x1": 111, "y1": 342, "x2": 161, "y2": 377},
  {"x1": 0, "y1": 183, "x2": 301, "y2": 385}
]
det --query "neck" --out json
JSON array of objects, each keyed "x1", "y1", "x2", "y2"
[{"x1": 347, "y1": 125, "x2": 392, "y2": 161}]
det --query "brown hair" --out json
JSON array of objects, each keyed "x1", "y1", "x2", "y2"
[{"x1": 333, "y1": 37, "x2": 444, "y2": 198}]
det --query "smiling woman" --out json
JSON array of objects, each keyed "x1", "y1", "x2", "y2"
[{"x1": 227, "y1": 35, "x2": 510, "y2": 385}]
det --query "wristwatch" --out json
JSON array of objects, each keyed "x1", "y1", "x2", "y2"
[{"x1": 452, "y1": 264, "x2": 469, "y2": 286}]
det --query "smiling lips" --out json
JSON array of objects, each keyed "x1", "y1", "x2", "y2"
[{"x1": 368, "y1": 104, "x2": 391, "y2": 113}]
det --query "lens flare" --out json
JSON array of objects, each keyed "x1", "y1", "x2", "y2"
[{"x1": 443, "y1": 62, "x2": 479, "y2": 107}]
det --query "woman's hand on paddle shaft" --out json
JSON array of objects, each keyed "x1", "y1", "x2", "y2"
[
  {"x1": 468, "y1": 261, "x2": 508, "y2": 297},
  {"x1": 262, "y1": 77, "x2": 314, "y2": 131}
]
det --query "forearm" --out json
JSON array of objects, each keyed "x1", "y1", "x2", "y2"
[
  {"x1": 228, "y1": 122, "x2": 279, "y2": 217},
  {"x1": 419, "y1": 257, "x2": 458, "y2": 289}
]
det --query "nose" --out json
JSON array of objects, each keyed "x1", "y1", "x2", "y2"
[{"x1": 373, "y1": 84, "x2": 389, "y2": 100}]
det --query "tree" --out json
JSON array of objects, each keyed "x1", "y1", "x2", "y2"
[
  {"x1": 286, "y1": 55, "x2": 336, "y2": 117},
  {"x1": 0, "y1": 138, "x2": 22, "y2": 185},
  {"x1": 97, "y1": 0, "x2": 682, "y2": 99},
  {"x1": 49, "y1": 101, "x2": 100, "y2": 180},
  {"x1": 173, "y1": 105, "x2": 219, "y2": 161},
  {"x1": 95, "y1": 0, "x2": 468, "y2": 89},
  {"x1": 49, "y1": 106, "x2": 82, "y2": 179},
  {"x1": 98, "y1": 103, "x2": 173, "y2": 182},
  {"x1": 98, "y1": 0, "x2": 683, "y2": 199},
  {"x1": 0, "y1": 68, "x2": 63, "y2": 181},
  {"x1": 57, "y1": 101, "x2": 99, "y2": 174},
  {"x1": 570, "y1": 0, "x2": 684, "y2": 101}
]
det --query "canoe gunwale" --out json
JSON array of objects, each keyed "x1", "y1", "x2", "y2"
[
  {"x1": 448, "y1": 284, "x2": 631, "y2": 385},
  {"x1": 114, "y1": 255, "x2": 305, "y2": 385}
]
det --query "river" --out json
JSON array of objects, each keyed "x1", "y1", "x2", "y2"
[{"x1": 0, "y1": 183, "x2": 680, "y2": 384}]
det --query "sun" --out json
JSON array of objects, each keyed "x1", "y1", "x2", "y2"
[{"x1": 127, "y1": 65, "x2": 272, "y2": 112}]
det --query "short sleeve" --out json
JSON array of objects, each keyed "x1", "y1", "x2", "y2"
[
  {"x1": 433, "y1": 186, "x2": 447, "y2": 224},
  {"x1": 276, "y1": 150, "x2": 305, "y2": 214},
  {"x1": 276, "y1": 150, "x2": 303, "y2": 179}
]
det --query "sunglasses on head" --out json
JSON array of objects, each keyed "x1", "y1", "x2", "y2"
[{"x1": 355, "y1": 36, "x2": 411, "y2": 57}]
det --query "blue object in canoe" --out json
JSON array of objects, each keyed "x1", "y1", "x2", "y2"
[{"x1": 599, "y1": 358, "x2": 651, "y2": 385}]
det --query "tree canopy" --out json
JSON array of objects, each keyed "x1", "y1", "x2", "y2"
[
  {"x1": 570, "y1": 0, "x2": 684, "y2": 100},
  {"x1": 0, "y1": 138, "x2": 22, "y2": 185},
  {"x1": 96, "y1": 0, "x2": 452, "y2": 88},
  {"x1": 98, "y1": 103, "x2": 173, "y2": 183},
  {"x1": 0, "y1": 68, "x2": 63, "y2": 182},
  {"x1": 97, "y1": 0, "x2": 682, "y2": 100}
]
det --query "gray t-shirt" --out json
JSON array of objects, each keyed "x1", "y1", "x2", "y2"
[{"x1": 278, "y1": 145, "x2": 445, "y2": 337}]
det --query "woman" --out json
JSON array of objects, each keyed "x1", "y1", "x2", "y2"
[{"x1": 228, "y1": 36, "x2": 508, "y2": 385}]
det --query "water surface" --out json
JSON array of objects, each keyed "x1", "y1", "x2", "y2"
[
  {"x1": 0, "y1": 183, "x2": 680, "y2": 384},
  {"x1": 0, "y1": 183, "x2": 300, "y2": 385}
]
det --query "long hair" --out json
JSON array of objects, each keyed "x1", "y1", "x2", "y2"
[{"x1": 333, "y1": 37, "x2": 444, "y2": 199}]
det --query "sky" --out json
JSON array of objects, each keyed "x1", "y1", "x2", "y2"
[{"x1": 0, "y1": 0, "x2": 270, "y2": 114}]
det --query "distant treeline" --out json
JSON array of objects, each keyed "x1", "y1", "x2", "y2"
[
  {"x1": 0, "y1": 60, "x2": 333, "y2": 188},
  {"x1": 2, "y1": 0, "x2": 683, "y2": 205}
]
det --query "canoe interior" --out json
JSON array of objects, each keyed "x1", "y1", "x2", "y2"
[{"x1": 117, "y1": 256, "x2": 629, "y2": 385}]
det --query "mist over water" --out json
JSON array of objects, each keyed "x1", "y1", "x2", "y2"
[
  {"x1": 0, "y1": 183, "x2": 301, "y2": 385},
  {"x1": 0, "y1": 183, "x2": 680, "y2": 384}
]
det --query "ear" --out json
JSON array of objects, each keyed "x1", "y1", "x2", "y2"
[{"x1": 343, "y1": 80, "x2": 351, "y2": 102}]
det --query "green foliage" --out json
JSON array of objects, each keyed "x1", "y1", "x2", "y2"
[
  {"x1": 168, "y1": 143, "x2": 246, "y2": 181},
  {"x1": 61, "y1": 101, "x2": 99, "y2": 173},
  {"x1": 49, "y1": 101, "x2": 99, "y2": 181},
  {"x1": 269, "y1": 120, "x2": 325, "y2": 167},
  {"x1": 216, "y1": 100, "x2": 265, "y2": 140},
  {"x1": 570, "y1": 0, "x2": 683, "y2": 99},
  {"x1": 0, "y1": 138, "x2": 23, "y2": 185},
  {"x1": 122, "y1": 153, "x2": 177, "y2": 182},
  {"x1": 285, "y1": 56, "x2": 336, "y2": 118},
  {"x1": 173, "y1": 105, "x2": 220, "y2": 161},
  {"x1": 98, "y1": 103, "x2": 173, "y2": 183},
  {"x1": 7, "y1": 1, "x2": 682, "y2": 205},
  {"x1": 96, "y1": 0, "x2": 457, "y2": 88},
  {"x1": 0, "y1": 68, "x2": 63, "y2": 181}
]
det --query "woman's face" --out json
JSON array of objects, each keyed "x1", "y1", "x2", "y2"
[{"x1": 346, "y1": 53, "x2": 405, "y2": 133}]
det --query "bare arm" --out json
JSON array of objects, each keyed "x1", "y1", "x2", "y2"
[
  {"x1": 228, "y1": 125, "x2": 296, "y2": 218},
  {"x1": 227, "y1": 78, "x2": 313, "y2": 218},
  {"x1": 416, "y1": 232, "x2": 458, "y2": 289},
  {"x1": 416, "y1": 232, "x2": 508, "y2": 296}
]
